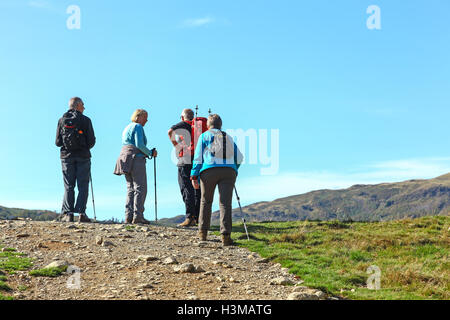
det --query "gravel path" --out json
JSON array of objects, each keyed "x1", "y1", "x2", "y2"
[{"x1": 0, "y1": 220, "x2": 327, "y2": 300}]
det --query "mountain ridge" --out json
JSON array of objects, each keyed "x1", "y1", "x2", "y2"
[
  {"x1": 2, "y1": 173, "x2": 449, "y2": 224},
  {"x1": 211, "y1": 172, "x2": 450, "y2": 224}
]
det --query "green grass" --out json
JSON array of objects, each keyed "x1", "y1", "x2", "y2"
[
  {"x1": 0, "y1": 243, "x2": 35, "y2": 300},
  {"x1": 0, "y1": 294, "x2": 14, "y2": 300},
  {"x1": 0, "y1": 280, "x2": 12, "y2": 292},
  {"x1": 0, "y1": 247, "x2": 33, "y2": 274},
  {"x1": 29, "y1": 266, "x2": 68, "y2": 277},
  {"x1": 212, "y1": 216, "x2": 449, "y2": 300}
]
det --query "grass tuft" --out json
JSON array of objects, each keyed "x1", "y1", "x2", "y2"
[
  {"x1": 29, "y1": 266, "x2": 68, "y2": 277},
  {"x1": 0, "y1": 281, "x2": 12, "y2": 292}
]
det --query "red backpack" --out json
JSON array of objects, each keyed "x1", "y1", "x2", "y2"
[{"x1": 179, "y1": 117, "x2": 208, "y2": 157}]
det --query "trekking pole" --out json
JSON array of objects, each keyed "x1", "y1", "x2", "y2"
[
  {"x1": 89, "y1": 173, "x2": 97, "y2": 223},
  {"x1": 234, "y1": 186, "x2": 250, "y2": 240},
  {"x1": 153, "y1": 154, "x2": 158, "y2": 223}
]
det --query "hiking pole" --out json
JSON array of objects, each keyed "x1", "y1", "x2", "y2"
[
  {"x1": 234, "y1": 186, "x2": 250, "y2": 240},
  {"x1": 154, "y1": 156, "x2": 157, "y2": 223},
  {"x1": 89, "y1": 173, "x2": 97, "y2": 223},
  {"x1": 153, "y1": 151, "x2": 158, "y2": 223},
  {"x1": 146, "y1": 150, "x2": 158, "y2": 223}
]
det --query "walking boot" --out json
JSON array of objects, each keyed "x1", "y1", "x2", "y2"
[
  {"x1": 222, "y1": 234, "x2": 233, "y2": 246},
  {"x1": 78, "y1": 213, "x2": 91, "y2": 223},
  {"x1": 177, "y1": 218, "x2": 192, "y2": 227},
  {"x1": 189, "y1": 217, "x2": 198, "y2": 227},
  {"x1": 132, "y1": 214, "x2": 150, "y2": 225},
  {"x1": 198, "y1": 230, "x2": 207, "y2": 241},
  {"x1": 124, "y1": 214, "x2": 133, "y2": 224},
  {"x1": 61, "y1": 213, "x2": 74, "y2": 223}
]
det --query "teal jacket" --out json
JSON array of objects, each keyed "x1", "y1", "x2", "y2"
[
  {"x1": 190, "y1": 129, "x2": 243, "y2": 178},
  {"x1": 122, "y1": 122, "x2": 153, "y2": 157}
]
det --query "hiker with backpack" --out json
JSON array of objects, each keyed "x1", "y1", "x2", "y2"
[
  {"x1": 168, "y1": 108, "x2": 207, "y2": 227},
  {"x1": 190, "y1": 114, "x2": 244, "y2": 246},
  {"x1": 55, "y1": 97, "x2": 96, "y2": 223},
  {"x1": 114, "y1": 109, "x2": 157, "y2": 224}
]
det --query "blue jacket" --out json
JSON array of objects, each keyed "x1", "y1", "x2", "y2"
[
  {"x1": 122, "y1": 122, "x2": 153, "y2": 157},
  {"x1": 191, "y1": 129, "x2": 243, "y2": 178}
]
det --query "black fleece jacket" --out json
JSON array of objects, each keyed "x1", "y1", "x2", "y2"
[{"x1": 55, "y1": 109, "x2": 96, "y2": 159}]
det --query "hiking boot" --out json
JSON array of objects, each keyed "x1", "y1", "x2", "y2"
[
  {"x1": 60, "y1": 213, "x2": 74, "y2": 223},
  {"x1": 222, "y1": 234, "x2": 233, "y2": 246},
  {"x1": 124, "y1": 214, "x2": 133, "y2": 224},
  {"x1": 198, "y1": 230, "x2": 207, "y2": 241},
  {"x1": 189, "y1": 218, "x2": 198, "y2": 226},
  {"x1": 132, "y1": 214, "x2": 150, "y2": 225},
  {"x1": 177, "y1": 218, "x2": 192, "y2": 227},
  {"x1": 77, "y1": 213, "x2": 91, "y2": 223}
]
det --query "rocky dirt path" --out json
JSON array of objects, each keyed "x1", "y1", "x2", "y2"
[{"x1": 0, "y1": 220, "x2": 327, "y2": 300}]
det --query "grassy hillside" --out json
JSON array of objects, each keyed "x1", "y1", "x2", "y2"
[
  {"x1": 0, "y1": 206, "x2": 58, "y2": 221},
  {"x1": 213, "y1": 216, "x2": 449, "y2": 300},
  {"x1": 212, "y1": 173, "x2": 450, "y2": 224}
]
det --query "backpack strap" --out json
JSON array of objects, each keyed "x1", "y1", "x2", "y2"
[{"x1": 222, "y1": 131, "x2": 227, "y2": 160}]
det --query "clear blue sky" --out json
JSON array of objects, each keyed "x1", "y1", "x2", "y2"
[{"x1": 1, "y1": 0, "x2": 449, "y2": 221}]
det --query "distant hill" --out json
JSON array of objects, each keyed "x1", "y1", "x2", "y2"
[
  {"x1": 210, "y1": 173, "x2": 450, "y2": 224},
  {"x1": 158, "y1": 215, "x2": 185, "y2": 226},
  {"x1": 0, "y1": 206, "x2": 59, "y2": 221}
]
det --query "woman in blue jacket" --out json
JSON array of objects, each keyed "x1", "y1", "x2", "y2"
[
  {"x1": 114, "y1": 109, "x2": 157, "y2": 224},
  {"x1": 190, "y1": 114, "x2": 243, "y2": 245}
]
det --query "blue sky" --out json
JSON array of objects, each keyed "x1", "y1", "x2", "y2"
[{"x1": 0, "y1": 0, "x2": 449, "y2": 221}]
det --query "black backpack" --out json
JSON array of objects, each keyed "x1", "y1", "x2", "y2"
[{"x1": 61, "y1": 111, "x2": 86, "y2": 151}]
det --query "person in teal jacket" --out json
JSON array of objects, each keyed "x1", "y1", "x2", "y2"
[
  {"x1": 190, "y1": 114, "x2": 243, "y2": 246},
  {"x1": 115, "y1": 109, "x2": 157, "y2": 224}
]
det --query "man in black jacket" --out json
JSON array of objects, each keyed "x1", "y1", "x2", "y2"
[
  {"x1": 56, "y1": 97, "x2": 96, "y2": 223},
  {"x1": 168, "y1": 108, "x2": 201, "y2": 227}
]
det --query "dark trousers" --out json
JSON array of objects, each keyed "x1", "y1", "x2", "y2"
[
  {"x1": 178, "y1": 164, "x2": 200, "y2": 221},
  {"x1": 199, "y1": 167, "x2": 237, "y2": 235},
  {"x1": 61, "y1": 157, "x2": 91, "y2": 214}
]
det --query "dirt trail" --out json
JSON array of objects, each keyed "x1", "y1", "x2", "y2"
[{"x1": 0, "y1": 220, "x2": 326, "y2": 300}]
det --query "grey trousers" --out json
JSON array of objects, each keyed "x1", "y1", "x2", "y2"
[
  {"x1": 61, "y1": 157, "x2": 91, "y2": 214},
  {"x1": 125, "y1": 156, "x2": 147, "y2": 219},
  {"x1": 199, "y1": 167, "x2": 237, "y2": 235}
]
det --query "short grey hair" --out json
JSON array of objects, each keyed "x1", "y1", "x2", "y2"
[
  {"x1": 181, "y1": 108, "x2": 194, "y2": 121},
  {"x1": 69, "y1": 97, "x2": 83, "y2": 110},
  {"x1": 207, "y1": 114, "x2": 222, "y2": 130}
]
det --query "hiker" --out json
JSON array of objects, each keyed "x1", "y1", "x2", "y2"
[
  {"x1": 168, "y1": 108, "x2": 203, "y2": 227},
  {"x1": 114, "y1": 109, "x2": 157, "y2": 224},
  {"x1": 190, "y1": 114, "x2": 243, "y2": 246},
  {"x1": 55, "y1": 97, "x2": 96, "y2": 223}
]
